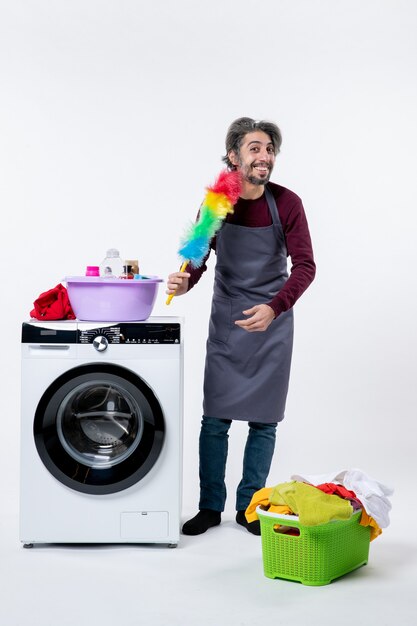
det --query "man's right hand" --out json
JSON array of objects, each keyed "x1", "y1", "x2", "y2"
[{"x1": 166, "y1": 271, "x2": 190, "y2": 298}]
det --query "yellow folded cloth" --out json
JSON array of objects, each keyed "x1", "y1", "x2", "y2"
[
  {"x1": 269, "y1": 481, "x2": 353, "y2": 526},
  {"x1": 245, "y1": 487, "x2": 272, "y2": 523},
  {"x1": 245, "y1": 487, "x2": 292, "y2": 522},
  {"x1": 360, "y1": 510, "x2": 382, "y2": 541}
]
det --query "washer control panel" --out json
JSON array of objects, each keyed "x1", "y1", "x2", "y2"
[
  {"x1": 22, "y1": 322, "x2": 181, "y2": 344},
  {"x1": 79, "y1": 326, "x2": 121, "y2": 345},
  {"x1": 79, "y1": 323, "x2": 181, "y2": 345}
]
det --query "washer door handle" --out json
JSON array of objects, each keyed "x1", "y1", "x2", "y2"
[{"x1": 93, "y1": 336, "x2": 108, "y2": 352}]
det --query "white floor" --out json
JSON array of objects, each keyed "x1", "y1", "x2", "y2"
[{"x1": 1, "y1": 493, "x2": 416, "y2": 626}]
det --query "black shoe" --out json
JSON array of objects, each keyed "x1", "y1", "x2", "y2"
[
  {"x1": 182, "y1": 509, "x2": 221, "y2": 535},
  {"x1": 236, "y1": 510, "x2": 261, "y2": 535}
]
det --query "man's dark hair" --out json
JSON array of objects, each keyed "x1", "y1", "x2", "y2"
[{"x1": 222, "y1": 117, "x2": 282, "y2": 169}]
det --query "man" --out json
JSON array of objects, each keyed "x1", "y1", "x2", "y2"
[{"x1": 167, "y1": 117, "x2": 315, "y2": 535}]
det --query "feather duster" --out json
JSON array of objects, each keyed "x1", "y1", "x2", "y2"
[{"x1": 166, "y1": 170, "x2": 241, "y2": 304}]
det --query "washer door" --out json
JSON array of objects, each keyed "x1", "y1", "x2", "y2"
[{"x1": 34, "y1": 364, "x2": 165, "y2": 494}]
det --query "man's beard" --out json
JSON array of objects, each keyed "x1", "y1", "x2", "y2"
[
  {"x1": 246, "y1": 172, "x2": 271, "y2": 185},
  {"x1": 240, "y1": 161, "x2": 273, "y2": 185}
]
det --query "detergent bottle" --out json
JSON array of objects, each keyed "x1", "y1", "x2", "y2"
[{"x1": 100, "y1": 249, "x2": 124, "y2": 278}]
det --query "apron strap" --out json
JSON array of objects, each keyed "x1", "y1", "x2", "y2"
[{"x1": 265, "y1": 185, "x2": 287, "y2": 252}]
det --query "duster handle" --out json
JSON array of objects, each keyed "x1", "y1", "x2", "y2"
[{"x1": 166, "y1": 261, "x2": 189, "y2": 305}]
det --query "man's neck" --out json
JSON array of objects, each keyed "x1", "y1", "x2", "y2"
[{"x1": 240, "y1": 181, "x2": 265, "y2": 200}]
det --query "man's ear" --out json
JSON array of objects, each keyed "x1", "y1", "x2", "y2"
[{"x1": 228, "y1": 150, "x2": 239, "y2": 167}]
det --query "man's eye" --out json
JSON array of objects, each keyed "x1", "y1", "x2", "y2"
[
  {"x1": 267, "y1": 147, "x2": 275, "y2": 153},
  {"x1": 250, "y1": 147, "x2": 259, "y2": 151}
]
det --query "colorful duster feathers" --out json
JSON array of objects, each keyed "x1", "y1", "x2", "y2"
[{"x1": 166, "y1": 170, "x2": 241, "y2": 304}]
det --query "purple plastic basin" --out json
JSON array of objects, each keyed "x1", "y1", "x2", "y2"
[{"x1": 65, "y1": 276, "x2": 163, "y2": 321}]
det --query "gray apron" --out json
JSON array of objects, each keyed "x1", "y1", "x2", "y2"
[{"x1": 203, "y1": 185, "x2": 294, "y2": 423}]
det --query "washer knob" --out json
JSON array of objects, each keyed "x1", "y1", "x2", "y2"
[{"x1": 93, "y1": 336, "x2": 108, "y2": 352}]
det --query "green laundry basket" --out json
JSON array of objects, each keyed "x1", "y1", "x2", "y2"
[{"x1": 257, "y1": 507, "x2": 371, "y2": 586}]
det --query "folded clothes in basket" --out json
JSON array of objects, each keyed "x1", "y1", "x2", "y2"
[
  {"x1": 291, "y1": 468, "x2": 393, "y2": 529},
  {"x1": 269, "y1": 481, "x2": 353, "y2": 526},
  {"x1": 246, "y1": 471, "x2": 392, "y2": 542},
  {"x1": 246, "y1": 484, "x2": 352, "y2": 527}
]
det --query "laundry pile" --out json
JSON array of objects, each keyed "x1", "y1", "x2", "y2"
[
  {"x1": 246, "y1": 469, "x2": 393, "y2": 541},
  {"x1": 30, "y1": 284, "x2": 75, "y2": 320}
]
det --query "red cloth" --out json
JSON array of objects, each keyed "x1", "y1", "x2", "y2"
[
  {"x1": 316, "y1": 483, "x2": 356, "y2": 499},
  {"x1": 316, "y1": 483, "x2": 363, "y2": 508},
  {"x1": 30, "y1": 284, "x2": 76, "y2": 320}
]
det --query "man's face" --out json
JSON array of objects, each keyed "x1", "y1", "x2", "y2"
[{"x1": 229, "y1": 131, "x2": 276, "y2": 186}]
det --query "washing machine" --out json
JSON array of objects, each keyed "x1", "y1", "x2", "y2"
[{"x1": 20, "y1": 317, "x2": 183, "y2": 547}]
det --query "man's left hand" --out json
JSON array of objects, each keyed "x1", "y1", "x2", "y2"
[{"x1": 234, "y1": 304, "x2": 275, "y2": 332}]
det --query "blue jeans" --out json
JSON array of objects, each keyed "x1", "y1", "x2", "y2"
[{"x1": 198, "y1": 415, "x2": 277, "y2": 512}]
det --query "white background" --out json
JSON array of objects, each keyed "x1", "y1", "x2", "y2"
[{"x1": 0, "y1": 1, "x2": 416, "y2": 624}]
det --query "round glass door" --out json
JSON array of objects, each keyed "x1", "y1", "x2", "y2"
[
  {"x1": 34, "y1": 364, "x2": 165, "y2": 494},
  {"x1": 56, "y1": 380, "x2": 143, "y2": 468}
]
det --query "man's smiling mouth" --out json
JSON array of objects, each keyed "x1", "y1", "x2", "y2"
[{"x1": 253, "y1": 163, "x2": 270, "y2": 174}]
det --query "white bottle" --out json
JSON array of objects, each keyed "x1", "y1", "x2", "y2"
[{"x1": 100, "y1": 248, "x2": 124, "y2": 278}]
